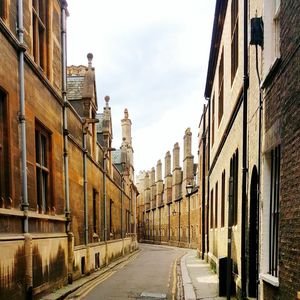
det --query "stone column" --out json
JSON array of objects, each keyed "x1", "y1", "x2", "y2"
[
  {"x1": 172, "y1": 143, "x2": 182, "y2": 200},
  {"x1": 156, "y1": 160, "x2": 164, "y2": 205},
  {"x1": 150, "y1": 167, "x2": 156, "y2": 208},
  {"x1": 145, "y1": 172, "x2": 150, "y2": 211},
  {"x1": 183, "y1": 128, "x2": 194, "y2": 187}
]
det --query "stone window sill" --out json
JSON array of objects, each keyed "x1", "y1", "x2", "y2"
[
  {"x1": 260, "y1": 273, "x2": 279, "y2": 287},
  {"x1": 261, "y1": 57, "x2": 281, "y2": 89}
]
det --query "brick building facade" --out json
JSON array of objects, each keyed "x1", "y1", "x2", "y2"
[
  {"x1": 199, "y1": 0, "x2": 300, "y2": 299},
  {"x1": 0, "y1": 1, "x2": 137, "y2": 299},
  {"x1": 136, "y1": 128, "x2": 199, "y2": 249}
]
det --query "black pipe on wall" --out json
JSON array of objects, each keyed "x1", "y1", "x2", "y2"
[{"x1": 241, "y1": 0, "x2": 249, "y2": 297}]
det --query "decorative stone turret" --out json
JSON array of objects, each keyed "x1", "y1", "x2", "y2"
[
  {"x1": 164, "y1": 151, "x2": 172, "y2": 203},
  {"x1": 172, "y1": 143, "x2": 182, "y2": 201},
  {"x1": 183, "y1": 128, "x2": 194, "y2": 188},
  {"x1": 150, "y1": 167, "x2": 156, "y2": 209},
  {"x1": 144, "y1": 172, "x2": 150, "y2": 211},
  {"x1": 156, "y1": 160, "x2": 164, "y2": 205},
  {"x1": 121, "y1": 108, "x2": 134, "y2": 181},
  {"x1": 102, "y1": 96, "x2": 112, "y2": 149}
]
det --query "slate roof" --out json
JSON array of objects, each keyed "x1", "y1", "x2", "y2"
[{"x1": 67, "y1": 76, "x2": 85, "y2": 100}]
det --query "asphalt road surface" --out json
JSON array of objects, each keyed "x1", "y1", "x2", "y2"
[{"x1": 68, "y1": 244, "x2": 186, "y2": 300}]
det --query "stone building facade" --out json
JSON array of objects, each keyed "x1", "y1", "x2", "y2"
[
  {"x1": 0, "y1": 1, "x2": 137, "y2": 299},
  {"x1": 136, "y1": 128, "x2": 199, "y2": 249},
  {"x1": 199, "y1": 0, "x2": 300, "y2": 299}
]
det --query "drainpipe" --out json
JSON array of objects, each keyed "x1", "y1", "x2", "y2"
[
  {"x1": 17, "y1": 0, "x2": 32, "y2": 297},
  {"x1": 178, "y1": 201, "x2": 181, "y2": 243},
  {"x1": 103, "y1": 155, "x2": 107, "y2": 241},
  {"x1": 188, "y1": 195, "x2": 191, "y2": 246},
  {"x1": 159, "y1": 207, "x2": 162, "y2": 243},
  {"x1": 83, "y1": 125, "x2": 88, "y2": 245},
  {"x1": 121, "y1": 175, "x2": 123, "y2": 238},
  {"x1": 61, "y1": 1, "x2": 70, "y2": 231},
  {"x1": 152, "y1": 210, "x2": 155, "y2": 242},
  {"x1": 255, "y1": 43, "x2": 262, "y2": 298},
  {"x1": 227, "y1": 176, "x2": 234, "y2": 300},
  {"x1": 241, "y1": 0, "x2": 249, "y2": 297},
  {"x1": 206, "y1": 97, "x2": 211, "y2": 257},
  {"x1": 17, "y1": 0, "x2": 28, "y2": 234},
  {"x1": 201, "y1": 105, "x2": 206, "y2": 259},
  {"x1": 168, "y1": 205, "x2": 171, "y2": 241},
  {"x1": 61, "y1": 1, "x2": 73, "y2": 284}
]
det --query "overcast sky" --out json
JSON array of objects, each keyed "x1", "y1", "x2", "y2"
[{"x1": 67, "y1": 0, "x2": 215, "y2": 175}]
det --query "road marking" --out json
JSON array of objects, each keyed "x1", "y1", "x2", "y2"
[
  {"x1": 78, "y1": 271, "x2": 116, "y2": 299},
  {"x1": 72, "y1": 251, "x2": 141, "y2": 300},
  {"x1": 171, "y1": 258, "x2": 177, "y2": 300}
]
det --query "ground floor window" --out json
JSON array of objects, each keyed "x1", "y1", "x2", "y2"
[{"x1": 269, "y1": 145, "x2": 280, "y2": 277}]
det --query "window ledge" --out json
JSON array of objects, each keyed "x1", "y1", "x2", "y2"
[
  {"x1": 260, "y1": 273, "x2": 279, "y2": 287},
  {"x1": 261, "y1": 57, "x2": 281, "y2": 89}
]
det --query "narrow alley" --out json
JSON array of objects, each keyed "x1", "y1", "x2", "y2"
[{"x1": 66, "y1": 244, "x2": 185, "y2": 300}]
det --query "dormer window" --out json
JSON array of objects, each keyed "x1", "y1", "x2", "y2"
[
  {"x1": 32, "y1": 0, "x2": 48, "y2": 73},
  {"x1": 231, "y1": 0, "x2": 239, "y2": 84}
]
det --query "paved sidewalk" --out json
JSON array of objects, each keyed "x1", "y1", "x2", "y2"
[{"x1": 181, "y1": 250, "x2": 226, "y2": 300}]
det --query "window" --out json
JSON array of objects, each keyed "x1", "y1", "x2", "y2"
[
  {"x1": 109, "y1": 199, "x2": 113, "y2": 235},
  {"x1": 93, "y1": 189, "x2": 97, "y2": 234},
  {"x1": 273, "y1": 0, "x2": 281, "y2": 58},
  {"x1": 210, "y1": 189, "x2": 214, "y2": 229},
  {"x1": 218, "y1": 49, "x2": 224, "y2": 125},
  {"x1": 263, "y1": 0, "x2": 281, "y2": 76},
  {"x1": 35, "y1": 123, "x2": 51, "y2": 213},
  {"x1": 211, "y1": 94, "x2": 215, "y2": 145},
  {"x1": 126, "y1": 209, "x2": 130, "y2": 233},
  {"x1": 269, "y1": 146, "x2": 280, "y2": 277},
  {"x1": 215, "y1": 182, "x2": 218, "y2": 228},
  {"x1": 230, "y1": 149, "x2": 239, "y2": 226},
  {"x1": 221, "y1": 170, "x2": 226, "y2": 227},
  {"x1": 0, "y1": 0, "x2": 6, "y2": 19},
  {"x1": 0, "y1": 90, "x2": 8, "y2": 207},
  {"x1": 32, "y1": 0, "x2": 48, "y2": 72},
  {"x1": 231, "y1": 0, "x2": 239, "y2": 84}
]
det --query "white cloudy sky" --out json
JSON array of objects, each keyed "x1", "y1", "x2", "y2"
[{"x1": 67, "y1": 0, "x2": 215, "y2": 174}]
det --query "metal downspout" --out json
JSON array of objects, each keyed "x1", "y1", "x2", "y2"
[
  {"x1": 61, "y1": 1, "x2": 70, "y2": 231},
  {"x1": 188, "y1": 195, "x2": 191, "y2": 245},
  {"x1": 201, "y1": 105, "x2": 206, "y2": 259},
  {"x1": 178, "y1": 201, "x2": 181, "y2": 243},
  {"x1": 241, "y1": 0, "x2": 249, "y2": 297},
  {"x1": 227, "y1": 175, "x2": 234, "y2": 300},
  {"x1": 152, "y1": 210, "x2": 154, "y2": 242},
  {"x1": 255, "y1": 44, "x2": 262, "y2": 299},
  {"x1": 103, "y1": 155, "x2": 107, "y2": 241},
  {"x1": 121, "y1": 176, "x2": 123, "y2": 238},
  {"x1": 206, "y1": 97, "x2": 211, "y2": 256},
  {"x1": 83, "y1": 129, "x2": 88, "y2": 245},
  {"x1": 17, "y1": 0, "x2": 28, "y2": 234},
  {"x1": 17, "y1": 0, "x2": 32, "y2": 296}
]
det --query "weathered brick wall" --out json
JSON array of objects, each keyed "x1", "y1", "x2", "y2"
[
  {"x1": 263, "y1": 0, "x2": 300, "y2": 298},
  {"x1": 278, "y1": 1, "x2": 300, "y2": 298}
]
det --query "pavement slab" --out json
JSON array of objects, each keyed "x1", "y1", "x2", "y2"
[{"x1": 181, "y1": 250, "x2": 226, "y2": 300}]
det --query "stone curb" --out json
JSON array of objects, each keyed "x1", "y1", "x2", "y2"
[
  {"x1": 41, "y1": 249, "x2": 141, "y2": 300},
  {"x1": 180, "y1": 253, "x2": 196, "y2": 300}
]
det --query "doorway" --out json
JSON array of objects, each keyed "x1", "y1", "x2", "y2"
[{"x1": 248, "y1": 166, "x2": 258, "y2": 297}]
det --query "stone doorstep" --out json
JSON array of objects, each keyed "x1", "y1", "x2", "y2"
[{"x1": 41, "y1": 249, "x2": 141, "y2": 300}]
